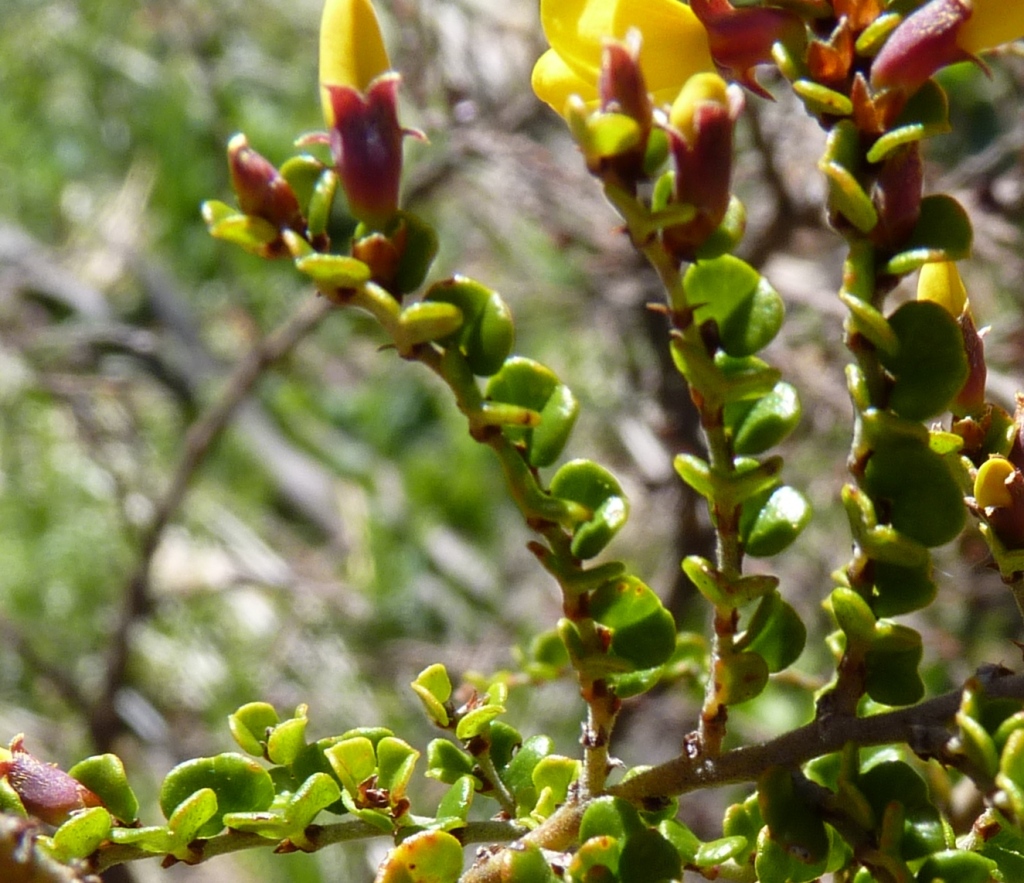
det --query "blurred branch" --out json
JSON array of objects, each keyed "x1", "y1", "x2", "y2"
[
  {"x1": 89, "y1": 293, "x2": 334, "y2": 752},
  {"x1": 0, "y1": 618, "x2": 92, "y2": 717}
]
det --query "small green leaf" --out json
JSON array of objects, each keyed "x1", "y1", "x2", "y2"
[
  {"x1": 864, "y1": 623, "x2": 925, "y2": 706},
  {"x1": 49, "y1": 806, "x2": 112, "y2": 863},
  {"x1": 228, "y1": 702, "x2": 280, "y2": 757},
  {"x1": 532, "y1": 756, "x2": 578, "y2": 807},
  {"x1": 375, "y1": 829, "x2": 464, "y2": 883},
  {"x1": 549, "y1": 459, "x2": 629, "y2": 559},
  {"x1": 741, "y1": 485, "x2": 812, "y2": 557},
  {"x1": 324, "y1": 738, "x2": 376, "y2": 798},
  {"x1": 716, "y1": 651, "x2": 769, "y2": 705},
  {"x1": 878, "y1": 300, "x2": 969, "y2": 421},
  {"x1": 738, "y1": 592, "x2": 806, "y2": 673},
  {"x1": 208, "y1": 214, "x2": 281, "y2": 254},
  {"x1": 871, "y1": 561, "x2": 937, "y2": 617},
  {"x1": 425, "y1": 740, "x2": 476, "y2": 786},
  {"x1": 793, "y1": 79, "x2": 853, "y2": 116},
  {"x1": 167, "y1": 787, "x2": 219, "y2": 844},
  {"x1": 455, "y1": 705, "x2": 505, "y2": 741},
  {"x1": 389, "y1": 211, "x2": 440, "y2": 295},
  {"x1": 883, "y1": 194, "x2": 973, "y2": 275},
  {"x1": 914, "y1": 850, "x2": 997, "y2": 883},
  {"x1": 657, "y1": 818, "x2": 702, "y2": 864},
  {"x1": 683, "y1": 555, "x2": 778, "y2": 608},
  {"x1": 425, "y1": 277, "x2": 515, "y2": 376},
  {"x1": 830, "y1": 587, "x2": 877, "y2": 647},
  {"x1": 485, "y1": 358, "x2": 578, "y2": 467},
  {"x1": 727, "y1": 382, "x2": 802, "y2": 455},
  {"x1": 758, "y1": 767, "x2": 829, "y2": 865},
  {"x1": 69, "y1": 754, "x2": 139, "y2": 824},
  {"x1": 412, "y1": 664, "x2": 453, "y2": 727},
  {"x1": 694, "y1": 835, "x2": 748, "y2": 866},
  {"x1": 279, "y1": 155, "x2": 325, "y2": 216},
  {"x1": 159, "y1": 754, "x2": 274, "y2": 839},
  {"x1": 435, "y1": 775, "x2": 475, "y2": 825},
  {"x1": 306, "y1": 169, "x2": 338, "y2": 238},
  {"x1": 618, "y1": 827, "x2": 682, "y2": 883},
  {"x1": 501, "y1": 735, "x2": 553, "y2": 809},
  {"x1": 267, "y1": 706, "x2": 309, "y2": 767},
  {"x1": 686, "y1": 256, "x2": 784, "y2": 357},
  {"x1": 580, "y1": 795, "x2": 645, "y2": 841},
  {"x1": 498, "y1": 840, "x2": 559, "y2": 881},
  {"x1": 376, "y1": 737, "x2": 419, "y2": 802},
  {"x1": 863, "y1": 437, "x2": 966, "y2": 547},
  {"x1": 294, "y1": 253, "x2": 372, "y2": 289},
  {"x1": 584, "y1": 112, "x2": 643, "y2": 158},
  {"x1": 396, "y1": 301, "x2": 464, "y2": 351},
  {"x1": 590, "y1": 576, "x2": 677, "y2": 670}
]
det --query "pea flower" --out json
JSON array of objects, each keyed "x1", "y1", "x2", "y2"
[
  {"x1": 531, "y1": 0, "x2": 715, "y2": 115},
  {"x1": 316, "y1": 0, "x2": 420, "y2": 228},
  {"x1": 872, "y1": 0, "x2": 1024, "y2": 96}
]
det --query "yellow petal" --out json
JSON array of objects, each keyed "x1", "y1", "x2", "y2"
[
  {"x1": 917, "y1": 260, "x2": 967, "y2": 317},
  {"x1": 958, "y1": 0, "x2": 1024, "y2": 55},
  {"x1": 540, "y1": 0, "x2": 614, "y2": 84},
  {"x1": 319, "y1": 0, "x2": 391, "y2": 121},
  {"x1": 611, "y1": 0, "x2": 714, "y2": 105},
  {"x1": 531, "y1": 49, "x2": 600, "y2": 114}
]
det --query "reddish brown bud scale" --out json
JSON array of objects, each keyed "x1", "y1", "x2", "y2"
[{"x1": 0, "y1": 737, "x2": 102, "y2": 826}]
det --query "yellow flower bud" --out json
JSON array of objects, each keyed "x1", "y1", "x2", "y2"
[
  {"x1": 669, "y1": 72, "x2": 729, "y2": 145},
  {"x1": 917, "y1": 260, "x2": 967, "y2": 317},
  {"x1": 975, "y1": 456, "x2": 1015, "y2": 509},
  {"x1": 319, "y1": 0, "x2": 391, "y2": 125}
]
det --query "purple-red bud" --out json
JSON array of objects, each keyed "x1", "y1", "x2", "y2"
[
  {"x1": 0, "y1": 736, "x2": 102, "y2": 826},
  {"x1": 871, "y1": 0, "x2": 978, "y2": 97},
  {"x1": 227, "y1": 134, "x2": 304, "y2": 233},
  {"x1": 662, "y1": 75, "x2": 743, "y2": 258}
]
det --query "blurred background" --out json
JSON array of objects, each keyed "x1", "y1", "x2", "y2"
[{"x1": 2, "y1": 1, "x2": 1024, "y2": 880}]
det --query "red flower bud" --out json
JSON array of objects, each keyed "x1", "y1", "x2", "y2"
[
  {"x1": 227, "y1": 134, "x2": 305, "y2": 233},
  {"x1": 0, "y1": 736, "x2": 102, "y2": 826},
  {"x1": 871, "y1": 0, "x2": 978, "y2": 97},
  {"x1": 662, "y1": 74, "x2": 743, "y2": 258}
]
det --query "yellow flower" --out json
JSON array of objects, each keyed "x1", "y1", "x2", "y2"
[
  {"x1": 958, "y1": 0, "x2": 1024, "y2": 55},
  {"x1": 319, "y1": 0, "x2": 391, "y2": 125},
  {"x1": 531, "y1": 0, "x2": 714, "y2": 115}
]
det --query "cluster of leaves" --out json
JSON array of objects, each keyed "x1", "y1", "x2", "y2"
[{"x1": 6, "y1": 1, "x2": 1024, "y2": 882}]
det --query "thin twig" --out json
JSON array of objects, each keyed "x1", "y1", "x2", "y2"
[{"x1": 89, "y1": 294, "x2": 335, "y2": 752}]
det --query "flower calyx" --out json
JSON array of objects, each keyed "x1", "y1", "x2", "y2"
[
  {"x1": 661, "y1": 73, "x2": 744, "y2": 262},
  {"x1": 690, "y1": 0, "x2": 805, "y2": 99}
]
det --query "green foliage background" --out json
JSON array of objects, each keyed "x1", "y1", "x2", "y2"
[{"x1": 2, "y1": 1, "x2": 1024, "y2": 880}]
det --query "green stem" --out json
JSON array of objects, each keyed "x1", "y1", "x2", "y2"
[{"x1": 637, "y1": 236, "x2": 744, "y2": 756}]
